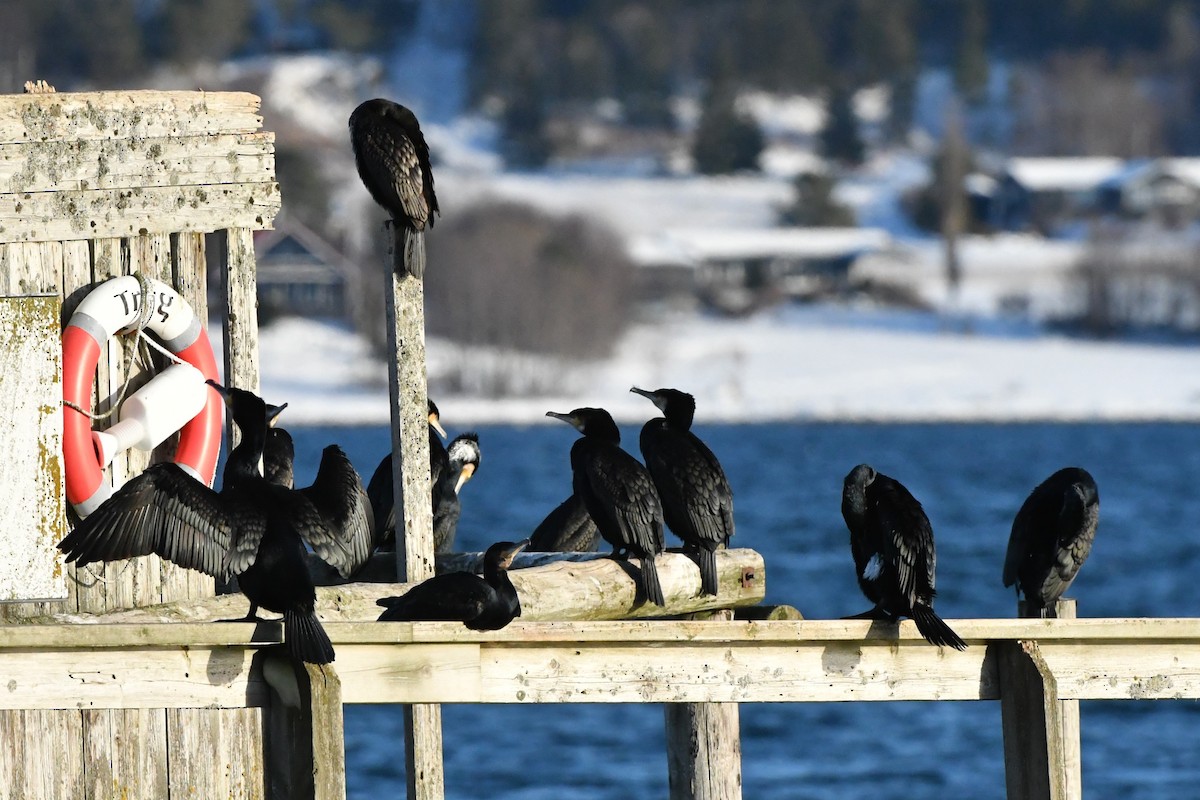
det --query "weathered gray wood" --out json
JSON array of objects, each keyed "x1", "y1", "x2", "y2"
[
  {"x1": 263, "y1": 654, "x2": 346, "y2": 800},
  {"x1": 0, "y1": 181, "x2": 281, "y2": 243},
  {"x1": 1017, "y1": 598, "x2": 1081, "y2": 800},
  {"x1": 0, "y1": 132, "x2": 275, "y2": 193},
  {"x1": 0, "y1": 295, "x2": 66, "y2": 602},
  {"x1": 998, "y1": 639, "x2": 1066, "y2": 800},
  {"x1": 665, "y1": 609, "x2": 743, "y2": 800},
  {"x1": 0, "y1": 90, "x2": 265, "y2": 143},
  {"x1": 222, "y1": 227, "x2": 261, "y2": 397}
]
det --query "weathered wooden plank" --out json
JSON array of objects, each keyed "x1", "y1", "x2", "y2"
[
  {"x1": 3, "y1": 708, "x2": 85, "y2": 799},
  {"x1": 665, "y1": 610, "x2": 742, "y2": 800},
  {"x1": 222, "y1": 226, "x2": 261, "y2": 397},
  {"x1": 262, "y1": 655, "x2": 345, "y2": 800},
  {"x1": 0, "y1": 180, "x2": 281, "y2": 243},
  {"x1": 220, "y1": 707, "x2": 266, "y2": 800},
  {"x1": 0, "y1": 295, "x2": 66, "y2": 603},
  {"x1": 167, "y1": 708, "x2": 221, "y2": 798},
  {"x1": 0, "y1": 645, "x2": 268, "y2": 710},
  {"x1": 0, "y1": 132, "x2": 275, "y2": 193},
  {"x1": 999, "y1": 640, "x2": 1067, "y2": 800},
  {"x1": 0, "y1": 90, "x2": 264, "y2": 144}
]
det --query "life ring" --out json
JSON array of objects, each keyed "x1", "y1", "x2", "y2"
[{"x1": 63, "y1": 275, "x2": 223, "y2": 518}]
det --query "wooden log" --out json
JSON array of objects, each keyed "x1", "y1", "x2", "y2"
[
  {"x1": 1016, "y1": 598, "x2": 1081, "y2": 800},
  {"x1": 665, "y1": 610, "x2": 743, "y2": 800},
  {"x1": 998, "y1": 638, "x2": 1066, "y2": 800}
]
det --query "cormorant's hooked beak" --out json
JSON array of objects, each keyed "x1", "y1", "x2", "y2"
[
  {"x1": 500, "y1": 539, "x2": 531, "y2": 568},
  {"x1": 546, "y1": 411, "x2": 580, "y2": 431},
  {"x1": 427, "y1": 411, "x2": 447, "y2": 439},
  {"x1": 267, "y1": 402, "x2": 288, "y2": 427},
  {"x1": 454, "y1": 462, "x2": 476, "y2": 495},
  {"x1": 206, "y1": 378, "x2": 229, "y2": 398},
  {"x1": 630, "y1": 386, "x2": 668, "y2": 413}
]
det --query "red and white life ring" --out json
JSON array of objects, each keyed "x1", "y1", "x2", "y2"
[{"x1": 62, "y1": 275, "x2": 223, "y2": 517}]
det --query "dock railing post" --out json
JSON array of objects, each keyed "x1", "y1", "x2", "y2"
[
  {"x1": 1000, "y1": 598, "x2": 1081, "y2": 800},
  {"x1": 382, "y1": 230, "x2": 443, "y2": 800},
  {"x1": 664, "y1": 609, "x2": 744, "y2": 800}
]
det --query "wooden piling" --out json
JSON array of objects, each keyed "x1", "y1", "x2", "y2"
[
  {"x1": 665, "y1": 610, "x2": 743, "y2": 800},
  {"x1": 383, "y1": 233, "x2": 443, "y2": 800}
]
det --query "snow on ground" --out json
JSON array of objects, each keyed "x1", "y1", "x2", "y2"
[{"x1": 234, "y1": 308, "x2": 1200, "y2": 427}]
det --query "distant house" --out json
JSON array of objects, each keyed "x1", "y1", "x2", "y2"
[
  {"x1": 630, "y1": 227, "x2": 891, "y2": 314},
  {"x1": 251, "y1": 218, "x2": 358, "y2": 319},
  {"x1": 990, "y1": 157, "x2": 1123, "y2": 233},
  {"x1": 1097, "y1": 158, "x2": 1200, "y2": 228}
]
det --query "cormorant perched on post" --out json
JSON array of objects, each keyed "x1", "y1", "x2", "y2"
[
  {"x1": 431, "y1": 432, "x2": 481, "y2": 553},
  {"x1": 630, "y1": 387, "x2": 733, "y2": 596},
  {"x1": 348, "y1": 98, "x2": 438, "y2": 277},
  {"x1": 841, "y1": 464, "x2": 966, "y2": 651},
  {"x1": 366, "y1": 399, "x2": 448, "y2": 550},
  {"x1": 1003, "y1": 467, "x2": 1100, "y2": 618},
  {"x1": 57, "y1": 382, "x2": 374, "y2": 665},
  {"x1": 263, "y1": 426, "x2": 295, "y2": 488},
  {"x1": 547, "y1": 407, "x2": 666, "y2": 606},
  {"x1": 529, "y1": 493, "x2": 600, "y2": 552},
  {"x1": 377, "y1": 539, "x2": 530, "y2": 630}
]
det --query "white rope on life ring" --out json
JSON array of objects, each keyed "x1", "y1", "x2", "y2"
[{"x1": 62, "y1": 274, "x2": 223, "y2": 518}]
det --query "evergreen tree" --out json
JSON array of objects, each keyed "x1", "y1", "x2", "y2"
[
  {"x1": 691, "y1": 83, "x2": 764, "y2": 175},
  {"x1": 779, "y1": 173, "x2": 855, "y2": 227},
  {"x1": 819, "y1": 84, "x2": 866, "y2": 167}
]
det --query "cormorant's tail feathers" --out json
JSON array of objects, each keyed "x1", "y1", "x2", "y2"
[
  {"x1": 392, "y1": 225, "x2": 425, "y2": 278},
  {"x1": 911, "y1": 604, "x2": 967, "y2": 651},
  {"x1": 697, "y1": 549, "x2": 718, "y2": 597},
  {"x1": 284, "y1": 609, "x2": 336, "y2": 665},
  {"x1": 641, "y1": 554, "x2": 666, "y2": 607}
]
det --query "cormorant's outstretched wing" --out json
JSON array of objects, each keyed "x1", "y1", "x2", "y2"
[
  {"x1": 58, "y1": 463, "x2": 234, "y2": 578},
  {"x1": 365, "y1": 453, "x2": 397, "y2": 549},
  {"x1": 377, "y1": 574, "x2": 492, "y2": 622},
  {"x1": 579, "y1": 444, "x2": 664, "y2": 555},
  {"x1": 301, "y1": 445, "x2": 374, "y2": 577},
  {"x1": 873, "y1": 475, "x2": 935, "y2": 605}
]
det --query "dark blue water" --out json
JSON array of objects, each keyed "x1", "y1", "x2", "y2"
[{"x1": 285, "y1": 422, "x2": 1200, "y2": 799}]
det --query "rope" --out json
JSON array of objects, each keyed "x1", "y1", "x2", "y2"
[{"x1": 62, "y1": 274, "x2": 183, "y2": 419}]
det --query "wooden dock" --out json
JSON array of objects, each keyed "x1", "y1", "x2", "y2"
[{"x1": 0, "y1": 85, "x2": 1186, "y2": 800}]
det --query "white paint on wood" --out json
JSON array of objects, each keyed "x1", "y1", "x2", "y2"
[{"x1": 0, "y1": 295, "x2": 66, "y2": 601}]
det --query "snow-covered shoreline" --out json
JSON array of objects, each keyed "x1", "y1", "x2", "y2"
[{"x1": 234, "y1": 308, "x2": 1200, "y2": 427}]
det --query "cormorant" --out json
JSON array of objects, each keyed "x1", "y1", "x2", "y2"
[
  {"x1": 631, "y1": 387, "x2": 733, "y2": 596},
  {"x1": 377, "y1": 539, "x2": 530, "y2": 630},
  {"x1": 348, "y1": 98, "x2": 438, "y2": 277},
  {"x1": 431, "y1": 432, "x2": 481, "y2": 553},
  {"x1": 547, "y1": 407, "x2": 666, "y2": 606},
  {"x1": 366, "y1": 399, "x2": 448, "y2": 550},
  {"x1": 529, "y1": 493, "x2": 600, "y2": 552},
  {"x1": 57, "y1": 382, "x2": 374, "y2": 665},
  {"x1": 263, "y1": 426, "x2": 294, "y2": 488},
  {"x1": 1003, "y1": 467, "x2": 1100, "y2": 618},
  {"x1": 841, "y1": 464, "x2": 967, "y2": 651}
]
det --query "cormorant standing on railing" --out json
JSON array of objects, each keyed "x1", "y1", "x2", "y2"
[
  {"x1": 263, "y1": 426, "x2": 295, "y2": 488},
  {"x1": 630, "y1": 387, "x2": 733, "y2": 596},
  {"x1": 529, "y1": 493, "x2": 600, "y2": 552},
  {"x1": 841, "y1": 463, "x2": 966, "y2": 651},
  {"x1": 366, "y1": 399, "x2": 448, "y2": 550},
  {"x1": 348, "y1": 98, "x2": 438, "y2": 277},
  {"x1": 377, "y1": 539, "x2": 530, "y2": 630},
  {"x1": 547, "y1": 407, "x2": 666, "y2": 606},
  {"x1": 1003, "y1": 467, "x2": 1100, "y2": 618},
  {"x1": 57, "y1": 382, "x2": 374, "y2": 665},
  {"x1": 432, "y1": 432, "x2": 481, "y2": 553}
]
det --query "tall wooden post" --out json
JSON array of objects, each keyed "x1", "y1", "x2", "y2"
[
  {"x1": 664, "y1": 609, "x2": 743, "y2": 800},
  {"x1": 1000, "y1": 598, "x2": 1082, "y2": 800},
  {"x1": 383, "y1": 231, "x2": 442, "y2": 800}
]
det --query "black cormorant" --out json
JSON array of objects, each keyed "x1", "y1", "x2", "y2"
[
  {"x1": 348, "y1": 98, "x2": 438, "y2": 276},
  {"x1": 57, "y1": 382, "x2": 374, "y2": 664},
  {"x1": 547, "y1": 407, "x2": 666, "y2": 606},
  {"x1": 377, "y1": 539, "x2": 529, "y2": 630},
  {"x1": 263, "y1": 426, "x2": 294, "y2": 488},
  {"x1": 841, "y1": 464, "x2": 966, "y2": 650},
  {"x1": 631, "y1": 387, "x2": 733, "y2": 596},
  {"x1": 1003, "y1": 467, "x2": 1099, "y2": 618},
  {"x1": 431, "y1": 432, "x2": 481, "y2": 553},
  {"x1": 366, "y1": 399, "x2": 448, "y2": 550},
  {"x1": 529, "y1": 493, "x2": 600, "y2": 552}
]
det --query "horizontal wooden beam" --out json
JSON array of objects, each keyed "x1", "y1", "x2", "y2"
[
  {"x1": 0, "y1": 132, "x2": 275, "y2": 194},
  {"x1": 0, "y1": 91, "x2": 264, "y2": 144},
  {"x1": 5, "y1": 618, "x2": 1200, "y2": 709}
]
